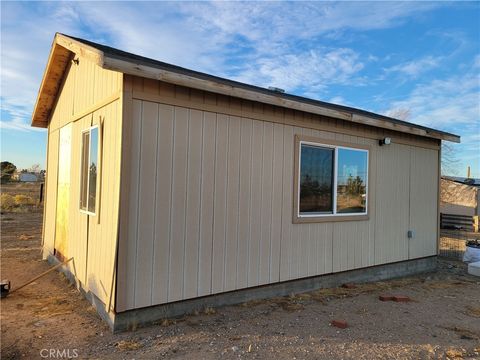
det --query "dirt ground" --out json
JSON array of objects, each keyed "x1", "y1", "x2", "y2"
[{"x1": 1, "y1": 210, "x2": 480, "y2": 360}]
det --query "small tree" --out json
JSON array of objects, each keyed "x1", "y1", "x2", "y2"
[
  {"x1": 346, "y1": 175, "x2": 364, "y2": 195},
  {"x1": 1, "y1": 161, "x2": 17, "y2": 183},
  {"x1": 387, "y1": 108, "x2": 459, "y2": 176},
  {"x1": 441, "y1": 143, "x2": 459, "y2": 176},
  {"x1": 29, "y1": 164, "x2": 41, "y2": 173}
]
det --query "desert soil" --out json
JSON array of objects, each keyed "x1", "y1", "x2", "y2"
[{"x1": 1, "y1": 210, "x2": 479, "y2": 360}]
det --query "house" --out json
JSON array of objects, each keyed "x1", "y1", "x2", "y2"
[
  {"x1": 440, "y1": 176, "x2": 479, "y2": 231},
  {"x1": 20, "y1": 173, "x2": 38, "y2": 182},
  {"x1": 12, "y1": 172, "x2": 38, "y2": 182},
  {"x1": 32, "y1": 33, "x2": 460, "y2": 331}
]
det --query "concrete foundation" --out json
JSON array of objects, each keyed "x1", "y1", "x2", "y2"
[
  {"x1": 48, "y1": 255, "x2": 437, "y2": 331},
  {"x1": 47, "y1": 254, "x2": 437, "y2": 331},
  {"x1": 113, "y1": 256, "x2": 437, "y2": 332},
  {"x1": 46, "y1": 254, "x2": 115, "y2": 329}
]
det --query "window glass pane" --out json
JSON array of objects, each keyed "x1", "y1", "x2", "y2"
[
  {"x1": 88, "y1": 128, "x2": 98, "y2": 213},
  {"x1": 79, "y1": 132, "x2": 90, "y2": 210},
  {"x1": 299, "y1": 144, "x2": 334, "y2": 214},
  {"x1": 336, "y1": 148, "x2": 367, "y2": 213}
]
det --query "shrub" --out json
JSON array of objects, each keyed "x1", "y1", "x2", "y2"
[
  {"x1": 14, "y1": 194, "x2": 34, "y2": 206},
  {"x1": 0, "y1": 193, "x2": 15, "y2": 211}
]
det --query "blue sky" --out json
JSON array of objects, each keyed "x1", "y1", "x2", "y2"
[{"x1": 1, "y1": 1, "x2": 479, "y2": 176}]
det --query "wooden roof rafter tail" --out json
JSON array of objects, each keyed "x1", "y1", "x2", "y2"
[
  {"x1": 31, "y1": 33, "x2": 104, "y2": 128},
  {"x1": 31, "y1": 33, "x2": 461, "y2": 144}
]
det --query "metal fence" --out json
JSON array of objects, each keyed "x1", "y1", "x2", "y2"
[{"x1": 439, "y1": 230, "x2": 478, "y2": 260}]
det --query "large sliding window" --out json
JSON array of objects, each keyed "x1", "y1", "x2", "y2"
[
  {"x1": 79, "y1": 126, "x2": 99, "y2": 215},
  {"x1": 295, "y1": 135, "x2": 369, "y2": 223}
]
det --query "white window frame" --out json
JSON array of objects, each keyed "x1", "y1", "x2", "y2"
[
  {"x1": 297, "y1": 139, "x2": 369, "y2": 220},
  {"x1": 79, "y1": 125, "x2": 99, "y2": 216}
]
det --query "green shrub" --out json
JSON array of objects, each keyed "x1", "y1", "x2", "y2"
[
  {"x1": 0, "y1": 193, "x2": 15, "y2": 211},
  {"x1": 14, "y1": 194, "x2": 34, "y2": 206}
]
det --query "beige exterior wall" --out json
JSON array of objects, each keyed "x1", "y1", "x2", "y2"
[
  {"x1": 440, "y1": 178, "x2": 478, "y2": 216},
  {"x1": 43, "y1": 55, "x2": 123, "y2": 308},
  {"x1": 115, "y1": 75, "x2": 440, "y2": 312}
]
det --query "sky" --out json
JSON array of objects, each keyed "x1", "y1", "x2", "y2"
[{"x1": 1, "y1": 1, "x2": 479, "y2": 176}]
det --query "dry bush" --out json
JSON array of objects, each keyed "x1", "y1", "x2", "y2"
[
  {"x1": 203, "y1": 307, "x2": 216, "y2": 315},
  {"x1": 465, "y1": 305, "x2": 480, "y2": 318},
  {"x1": 1, "y1": 193, "x2": 15, "y2": 211},
  {"x1": 14, "y1": 194, "x2": 34, "y2": 206},
  {"x1": 116, "y1": 340, "x2": 142, "y2": 351}
]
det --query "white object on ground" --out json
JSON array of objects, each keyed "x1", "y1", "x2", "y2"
[
  {"x1": 463, "y1": 245, "x2": 480, "y2": 263},
  {"x1": 468, "y1": 261, "x2": 480, "y2": 277}
]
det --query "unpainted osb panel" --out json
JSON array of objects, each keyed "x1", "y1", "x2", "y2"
[{"x1": 42, "y1": 129, "x2": 60, "y2": 257}]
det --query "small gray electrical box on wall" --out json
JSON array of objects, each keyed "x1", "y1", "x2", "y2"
[{"x1": 407, "y1": 230, "x2": 415, "y2": 239}]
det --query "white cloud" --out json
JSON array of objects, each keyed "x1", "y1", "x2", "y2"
[
  {"x1": 474, "y1": 54, "x2": 480, "y2": 68},
  {"x1": 328, "y1": 96, "x2": 348, "y2": 106},
  {"x1": 0, "y1": 1, "x2": 458, "y2": 135},
  {"x1": 384, "y1": 67, "x2": 480, "y2": 175},
  {"x1": 385, "y1": 56, "x2": 441, "y2": 77},
  {"x1": 385, "y1": 72, "x2": 479, "y2": 129},
  {"x1": 0, "y1": 2, "x2": 86, "y2": 132},
  {"x1": 233, "y1": 48, "x2": 364, "y2": 93},
  {"x1": 179, "y1": 2, "x2": 443, "y2": 43}
]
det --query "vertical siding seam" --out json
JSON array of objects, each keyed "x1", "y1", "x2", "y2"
[
  {"x1": 150, "y1": 103, "x2": 160, "y2": 305},
  {"x1": 235, "y1": 119, "x2": 243, "y2": 289},
  {"x1": 133, "y1": 101, "x2": 144, "y2": 307},
  {"x1": 196, "y1": 113, "x2": 205, "y2": 297},
  {"x1": 246, "y1": 120, "x2": 253, "y2": 286},
  {"x1": 247, "y1": 121, "x2": 254, "y2": 286},
  {"x1": 278, "y1": 125, "x2": 284, "y2": 282},
  {"x1": 167, "y1": 107, "x2": 176, "y2": 302},
  {"x1": 269, "y1": 129, "x2": 275, "y2": 282},
  {"x1": 258, "y1": 122, "x2": 264, "y2": 284},
  {"x1": 209, "y1": 114, "x2": 218, "y2": 294},
  {"x1": 72, "y1": 62, "x2": 77, "y2": 117},
  {"x1": 223, "y1": 116, "x2": 231, "y2": 291},
  {"x1": 374, "y1": 142, "x2": 379, "y2": 264},
  {"x1": 408, "y1": 147, "x2": 412, "y2": 259},
  {"x1": 111, "y1": 104, "x2": 119, "y2": 299},
  {"x1": 182, "y1": 109, "x2": 191, "y2": 299},
  {"x1": 91, "y1": 63, "x2": 97, "y2": 114},
  {"x1": 308, "y1": 225, "x2": 312, "y2": 274}
]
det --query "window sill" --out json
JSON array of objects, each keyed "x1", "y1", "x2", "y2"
[
  {"x1": 80, "y1": 209, "x2": 96, "y2": 216},
  {"x1": 293, "y1": 214, "x2": 369, "y2": 224}
]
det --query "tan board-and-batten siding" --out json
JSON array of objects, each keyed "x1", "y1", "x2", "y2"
[
  {"x1": 115, "y1": 75, "x2": 439, "y2": 312},
  {"x1": 42, "y1": 54, "x2": 123, "y2": 308}
]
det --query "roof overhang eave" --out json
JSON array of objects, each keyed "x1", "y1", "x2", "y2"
[{"x1": 30, "y1": 33, "x2": 105, "y2": 128}]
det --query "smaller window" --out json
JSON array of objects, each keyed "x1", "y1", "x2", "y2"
[
  {"x1": 336, "y1": 148, "x2": 368, "y2": 214},
  {"x1": 80, "y1": 126, "x2": 99, "y2": 214}
]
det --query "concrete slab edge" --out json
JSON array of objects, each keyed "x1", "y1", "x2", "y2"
[
  {"x1": 112, "y1": 256, "x2": 437, "y2": 332},
  {"x1": 46, "y1": 254, "x2": 115, "y2": 331}
]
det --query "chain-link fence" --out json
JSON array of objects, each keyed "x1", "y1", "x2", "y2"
[{"x1": 439, "y1": 230, "x2": 479, "y2": 260}]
